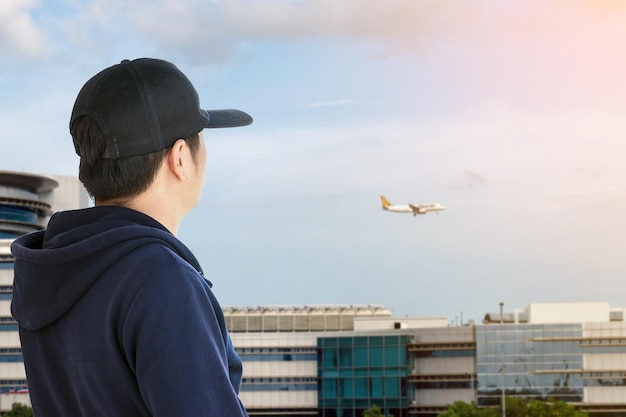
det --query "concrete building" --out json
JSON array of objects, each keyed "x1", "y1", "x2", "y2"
[
  {"x1": 225, "y1": 304, "x2": 398, "y2": 415},
  {"x1": 229, "y1": 302, "x2": 626, "y2": 417},
  {"x1": 227, "y1": 308, "x2": 470, "y2": 417}
]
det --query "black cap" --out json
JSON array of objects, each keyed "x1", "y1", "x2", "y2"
[{"x1": 70, "y1": 58, "x2": 253, "y2": 159}]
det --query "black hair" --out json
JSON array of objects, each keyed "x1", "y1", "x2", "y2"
[{"x1": 71, "y1": 116, "x2": 200, "y2": 203}]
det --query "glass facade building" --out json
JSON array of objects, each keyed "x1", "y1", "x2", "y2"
[
  {"x1": 318, "y1": 335, "x2": 412, "y2": 417},
  {"x1": 476, "y1": 324, "x2": 584, "y2": 407}
]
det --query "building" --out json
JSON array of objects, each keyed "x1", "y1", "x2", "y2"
[
  {"x1": 0, "y1": 170, "x2": 89, "y2": 411},
  {"x1": 225, "y1": 304, "x2": 398, "y2": 416},
  {"x1": 4, "y1": 172, "x2": 626, "y2": 416},
  {"x1": 225, "y1": 305, "x2": 454, "y2": 417},
  {"x1": 479, "y1": 302, "x2": 626, "y2": 416},
  {"x1": 227, "y1": 302, "x2": 626, "y2": 417}
]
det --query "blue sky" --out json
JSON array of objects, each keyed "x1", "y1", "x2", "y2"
[{"x1": 2, "y1": 0, "x2": 626, "y2": 323}]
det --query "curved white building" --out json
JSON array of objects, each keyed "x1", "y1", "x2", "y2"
[
  {"x1": 0, "y1": 171, "x2": 59, "y2": 238},
  {"x1": 0, "y1": 171, "x2": 89, "y2": 411}
]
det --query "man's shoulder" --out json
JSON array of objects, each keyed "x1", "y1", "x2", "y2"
[{"x1": 127, "y1": 241, "x2": 200, "y2": 276}]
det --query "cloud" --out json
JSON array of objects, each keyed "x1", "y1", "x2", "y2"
[
  {"x1": 25, "y1": 0, "x2": 623, "y2": 123},
  {"x1": 451, "y1": 170, "x2": 487, "y2": 190},
  {"x1": 9, "y1": 0, "x2": 626, "y2": 78},
  {"x1": 0, "y1": 0, "x2": 48, "y2": 59}
]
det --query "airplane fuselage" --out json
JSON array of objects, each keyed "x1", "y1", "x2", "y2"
[
  {"x1": 382, "y1": 204, "x2": 414, "y2": 214},
  {"x1": 380, "y1": 196, "x2": 445, "y2": 216}
]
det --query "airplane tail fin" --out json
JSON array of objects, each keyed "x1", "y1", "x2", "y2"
[{"x1": 380, "y1": 196, "x2": 392, "y2": 209}]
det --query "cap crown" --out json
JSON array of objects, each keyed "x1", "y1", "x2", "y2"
[{"x1": 71, "y1": 59, "x2": 210, "y2": 159}]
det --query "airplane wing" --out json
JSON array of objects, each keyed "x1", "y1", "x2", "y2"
[{"x1": 408, "y1": 204, "x2": 426, "y2": 215}]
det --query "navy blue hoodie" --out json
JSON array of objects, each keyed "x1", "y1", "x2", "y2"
[{"x1": 11, "y1": 206, "x2": 248, "y2": 417}]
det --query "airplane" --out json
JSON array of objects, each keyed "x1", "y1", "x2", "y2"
[{"x1": 380, "y1": 196, "x2": 445, "y2": 216}]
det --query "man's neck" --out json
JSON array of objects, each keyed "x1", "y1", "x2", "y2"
[{"x1": 96, "y1": 189, "x2": 184, "y2": 236}]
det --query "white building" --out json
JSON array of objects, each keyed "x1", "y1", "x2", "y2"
[{"x1": 0, "y1": 170, "x2": 89, "y2": 411}]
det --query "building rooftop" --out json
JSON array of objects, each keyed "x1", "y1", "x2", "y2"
[{"x1": 0, "y1": 171, "x2": 59, "y2": 193}]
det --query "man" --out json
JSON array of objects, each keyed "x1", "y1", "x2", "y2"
[{"x1": 11, "y1": 58, "x2": 252, "y2": 416}]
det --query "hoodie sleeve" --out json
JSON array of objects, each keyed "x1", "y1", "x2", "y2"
[{"x1": 121, "y1": 256, "x2": 247, "y2": 417}]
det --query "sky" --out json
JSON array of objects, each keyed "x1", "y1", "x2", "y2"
[{"x1": 2, "y1": 0, "x2": 626, "y2": 324}]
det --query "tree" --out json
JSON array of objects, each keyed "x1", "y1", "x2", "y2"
[
  {"x1": 524, "y1": 398, "x2": 588, "y2": 417},
  {"x1": 362, "y1": 404, "x2": 394, "y2": 417},
  {"x1": 437, "y1": 401, "x2": 477, "y2": 417},
  {"x1": 505, "y1": 397, "x2": 531, "y2": 417},
  {"x1": 3, "y1": 403, "x2": 33, "y2": 417},
  {"x1": 438, "y1": 401, "x2": 498, "y2": 417},
  {"x1": 437, "y1": 398, "x2": 588, "y2": 417}
]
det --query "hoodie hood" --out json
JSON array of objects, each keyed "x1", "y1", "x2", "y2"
[{"x1": 11, "y1": 206, "x2": 205, "y2": 331}]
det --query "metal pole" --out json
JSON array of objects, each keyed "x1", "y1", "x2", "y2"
[{"x1": 500, "y1": 302, "x2": 505, "y2": 417}]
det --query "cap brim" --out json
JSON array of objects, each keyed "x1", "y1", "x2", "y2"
[{"x1": 201, "y1": 109, "x2": 253, "y2": 128}]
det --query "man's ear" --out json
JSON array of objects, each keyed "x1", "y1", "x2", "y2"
[{"x1": 167, "y1": 139, "x2": 187, "y2": 181}]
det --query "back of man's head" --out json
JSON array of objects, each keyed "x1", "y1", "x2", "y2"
[{"x1": 69, "y1": 58, "x2": 252, "y2": 202}]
